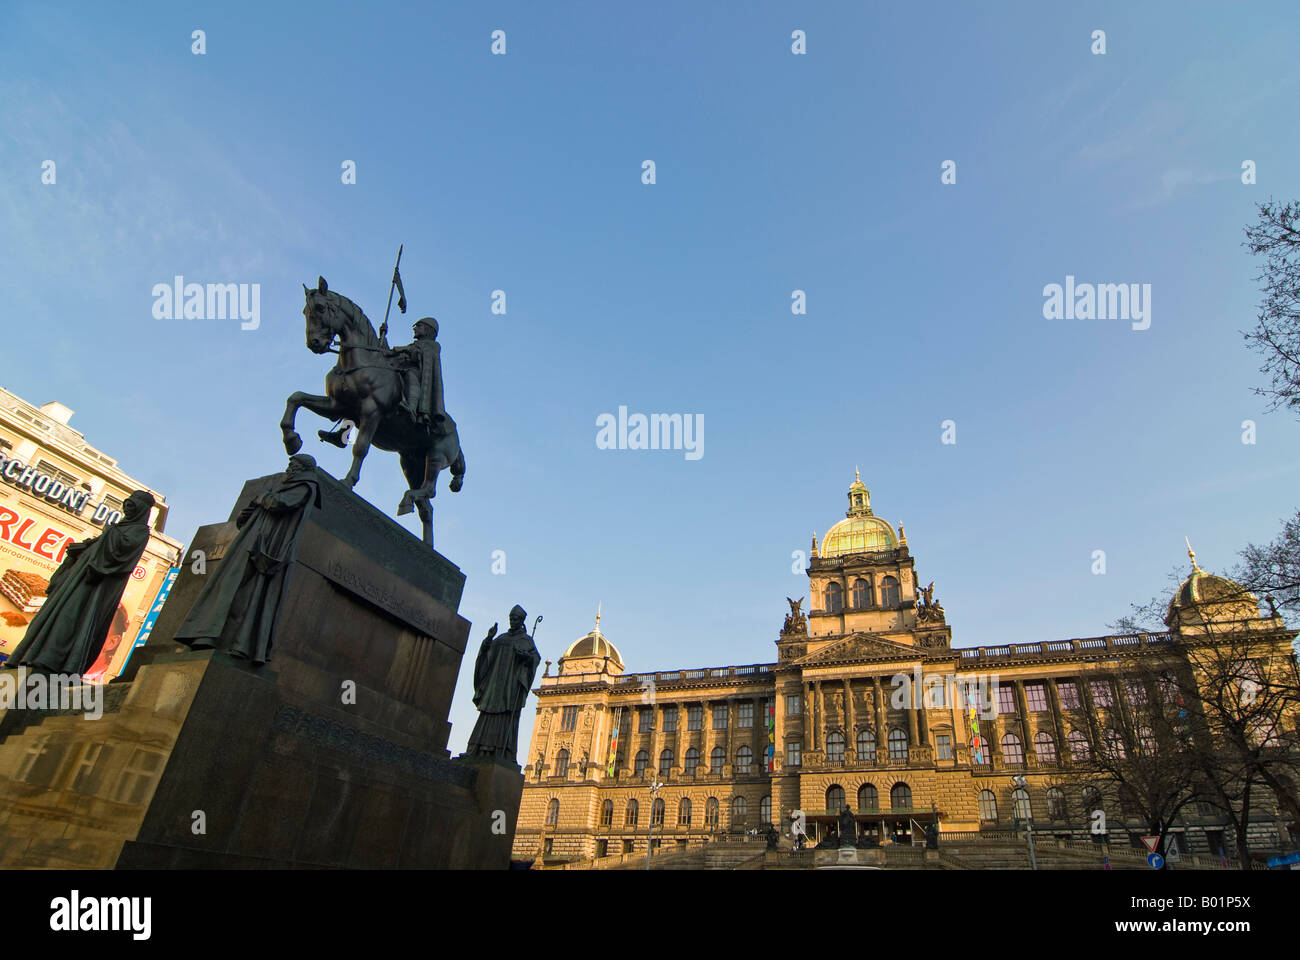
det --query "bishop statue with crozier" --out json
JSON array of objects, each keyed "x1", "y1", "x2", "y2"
[{"x1": 465, "y1": 604, "x2": 540, "y2": 765}]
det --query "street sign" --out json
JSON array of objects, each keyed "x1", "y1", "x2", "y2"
[
  {"x1": 1140, "y1": 836, "x2": 1160, "y2": 853},
  {"x1": 1266, "y1": 851, "x2": 1300, "y2": 867},
  {"x1": 1147, "y1": 852, "x2": 1164, "y2": 869}
]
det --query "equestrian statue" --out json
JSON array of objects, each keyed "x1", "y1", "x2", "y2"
[{"x1": 280, "y1": 265, "x2": 465, "y2": 548}]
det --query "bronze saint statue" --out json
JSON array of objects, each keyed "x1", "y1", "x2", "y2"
[
  {"x1": 838, "y1": 804, "x2": 857, "y2": 848},
  {"x1": 5, "y1": 490, "x2": 155, "y2": 675},
  {"x1": 385, "y1": 318, "x2": 446, "y2": 429},
  {"x1": 281, "y1": 276, "x2": 465, "y2": 547},
  {"x1": 465, "y1": 605, "x2": 540, "y2": 764},
  {"x1": 173, "y1": 454, "x2": 321, "y2": 665}
]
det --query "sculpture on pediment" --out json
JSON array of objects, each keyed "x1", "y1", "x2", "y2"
[
  {"x1": 917, "y1": 580, "x2": 946, "y2": 624},
  {"x1": 782, "y1": 597, "x2": 808, "y2": 636}
]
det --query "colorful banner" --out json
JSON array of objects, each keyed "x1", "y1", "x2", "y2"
[
  {"x1": 765, "y1": 700, "x2": 775, "y2": 770},
  {"x1": 607, "y1": 706, "x2": 622, "y2": 776},
  {"x1": 969, "y1": 703, "x2": 984, "y2": 764}
]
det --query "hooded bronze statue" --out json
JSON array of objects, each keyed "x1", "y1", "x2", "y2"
[
  {"x1": 173, "y1": 454, "x2": 321, "y2": 665},
  {"x1": 6, "y1": 489, "x2": 155, "y2": 675},
  {"x1": 465, "y1": 604, "x2": 540, "y2": 764}
]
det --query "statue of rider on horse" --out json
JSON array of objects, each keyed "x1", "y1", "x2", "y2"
[{"x1": 280, "y1": 262, "x2": 465, "y2": 549}]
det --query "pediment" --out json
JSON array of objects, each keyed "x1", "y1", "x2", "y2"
[{"x1": 794, "y1": 632, "x2": 920, "y2": 666}]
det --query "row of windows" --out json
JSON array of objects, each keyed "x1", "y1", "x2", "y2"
[
  {"x1": 628, "y1": 700, "x2": 772, "y2": 733},
  {"x1": 823, "y1": 577, "x2": 900, "y2": 613},
  {"x1": 555, "y1": 795, "x2": 776, "y2": 829},
  {"x1": 825, "y1": 782, "x2": 913, "y2": 812}
]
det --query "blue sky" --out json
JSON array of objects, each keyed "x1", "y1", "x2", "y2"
[{"x1": 3, "y1": 1, "x2": 1298, "y2": 753}]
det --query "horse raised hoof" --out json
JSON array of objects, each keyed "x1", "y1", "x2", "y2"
[
  {"x1": 396, "y1": 491, "x2": 414, "y2": 516},
  {"x1": 283, "y1": 432, "x2": 303, "y2": 455},
  {"x1": 449, "y1": 476, "x2": 463, "y2": 493}
]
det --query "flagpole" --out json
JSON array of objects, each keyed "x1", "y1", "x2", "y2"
[{"x1": 379, "y1": 243, "x2": 404, "y2": 346}]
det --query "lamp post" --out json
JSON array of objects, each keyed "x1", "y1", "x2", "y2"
[
  {"x1": 1012, "y1": 775, "x2": 1038, "y2": 870},
  {"x1": 645, "y1": 779, "x2": 664, "y2": 870}
]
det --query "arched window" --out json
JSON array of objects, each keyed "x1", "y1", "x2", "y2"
[
  {"x1": 710, "y1": 747, "x2": 726, "y2": 773},
  {"x1": 555, "y1": 749, "x2": 569, "y2": 777},
  {"x1": 1011, "y1": 787, "x2": 1031, "y2": 821},
  {"x1": 600, "y1": 799, "x2": 613, "y2": 826},
  {"x1": 888, "y1": 728, "x2": 909, "y2": 760},
  {"x1": 705, "y1": 797, "x2": 719, "y2": 828},
  {"x1": 736, "y1": 745, "x2": 753, "y2": 774},
  {"x1": 659, "y1": 748, "x2": 673, "y2": 776},
  {"x1": 890, "y1": 782, "x2": 913, "y2": 811},
  {"x1": 625, "y1": 799, "x2": 639, "y2": 826},
  {"x1": 546, "y1": 798, "x2": 560, "y2": 826},
  {"x1": 634, "y1": 750, "x2": 649, "y2": 777},
  {"x1": 651, "y1": 797, "x2": 665, "y2": 826},
  {"x1": 1001, "y1": 733, "x2": 1023, "y2": 765},
  {"x1": 852, "y1": 578, "x2": 873, "y2": 608},
  {"x1": 684, "y1": 747, "x2": 700, "y2": 775},
  {"x1": 978, "y1": 789, "x2": 998, "y2": 822},
  {"x1": 1082, "y1": 787, "x2": 1103, "y2": 817},
  {"x1": 1067, "y1": 730, "x2": 1090, "y2": 761},
  {"x1": 880, "y1": 575, "x2": 900, "y2": 607},
  {"x1": 760, "y1": 795, "x2": 772, "y2": 825},
  {"x1": 824, "y1": 582, "x2": 844, "y2": 613},
  {"x1": 857, "y1": 783, "x2": 879, "y2": 811},
  {"x1": 826, "y1": 731, "x2": 845, "y2": 763},
  {"x1": 826, "y1": 784, "x2": 845, "y2": 812},
  {"x1": 857, "y1": 729, "x2": 876, "y2": 763},
  {"x1": 1034, "y1": 731, "x2": 1056, "y2": 763},
  {"x1": 678, "y1": 797, "x2": 691, "y2": 826},
  {"x1": 732, "y1": 796, "x2": 747, "y2": 822},
  {"x1": 1046, "y1": 787, "x2": 1066, "y2": 819}
]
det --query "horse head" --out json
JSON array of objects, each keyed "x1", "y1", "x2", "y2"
[{"x1": 302, "y1": 276, "x2": 341, "y2": 354}]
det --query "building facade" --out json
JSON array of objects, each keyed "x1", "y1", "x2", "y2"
[
  {"x1": 512, "y1": 474, "x2": 1299, "y2": 864},
  {"x1": 0, "y1": 386, "x2": 183, "y2": 680}
]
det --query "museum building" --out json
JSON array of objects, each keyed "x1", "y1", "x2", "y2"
[
  {"x1": 512, "y1": 473, "x2": 1298, "y2": 864},
  {"x1": 0, "y1": 386, "x2": 183, "y2": 679}
]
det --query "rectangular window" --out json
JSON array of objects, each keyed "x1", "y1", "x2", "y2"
[
  {"x1": 1124, "y1": 679, "x2": 1148, "y2": 705},
  {"x1": 622, "y1": 839, "x2": 634, "y2": 854},
  {"x1": 687, "y1": 705, "x2": 702, "y2": 730},
  {"x1": 113, "y1": 749, "x2": 164, "y2": 805},
  {"x1": 1024, "y1": 682, "x2": 1048, "y2": 712},
  {"x1": 638, "y1": 707, "x2": 654, "y2": 732},
  {"x1": 713, "y1": 703, "x2": 728, "y2": 730},
  {"x1": 1057, "y1": 680, "x2": 1080, "y2": 711},
  {"x1": 37, "y1": 459, "x2": 80, "y2": 488},
  {"x1": 935, "y1": 734, "x2": 953, "y2": 760},
  {"x1": 786, "y1": 741, "x2": 801, "y2": 766},
  {"x1": 786, "y1": 694, "x2": 801, "y2": 715},
  {"x1": 997, "y1": 684, "x2": 1017, "y2": 716},
  {"x1": 561, "y1": 706, "x2": 579, "y2": 731},
  {"x1": 662, "y1": 708, "x2": 677, "y2": 733},
  {"x1": 738, "y1": 702, "x2": 753, "y2": 728},
  {"x1": 1089, "y1": 680, "x2": 1114, "y2": 707}
]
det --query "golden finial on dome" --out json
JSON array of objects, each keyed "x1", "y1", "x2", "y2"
[
  {"x1": 594, "y1": 601, "x2": 602, "y2": 635},
  {"x1": 1185, "y1": 537, "x2": 1202, "y2": 572},
  {"x1": 855, "y1": 466, "x2": 861, "y2": 483}
]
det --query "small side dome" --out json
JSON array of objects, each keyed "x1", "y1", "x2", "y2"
[
  {"x1": 1165, "y1": 543, "x2": 1258, "y2": 627},
  {"x1": 557, "y1": 606, "x2": 624, "y2": 675},
  {"x1": 562, "y1": 630, "x2": 624, "y2": 668}
]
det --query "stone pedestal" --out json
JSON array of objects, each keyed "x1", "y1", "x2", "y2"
[{"x1": 0, "y1": 468, "x2": 523, "y2": 869}]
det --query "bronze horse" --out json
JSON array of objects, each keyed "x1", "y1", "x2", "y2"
[{"x1": 280, "y1": 277, "x2": 465, "y2": 546}]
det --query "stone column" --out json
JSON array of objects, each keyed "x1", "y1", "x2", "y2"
[
  {"x1": 1013, "y1": 680, "x2": 1032, "y2": 765},
  {"x1": 843, "y1": 678, "x2": 856, "y2": 759},
  {"x1": 1046, "y1": 679, "x2": 1067, "y2": 761}
]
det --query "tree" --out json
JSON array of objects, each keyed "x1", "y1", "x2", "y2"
[{"x1": 1243, "y1": 199, "x2": 1300, "y2": 418}]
